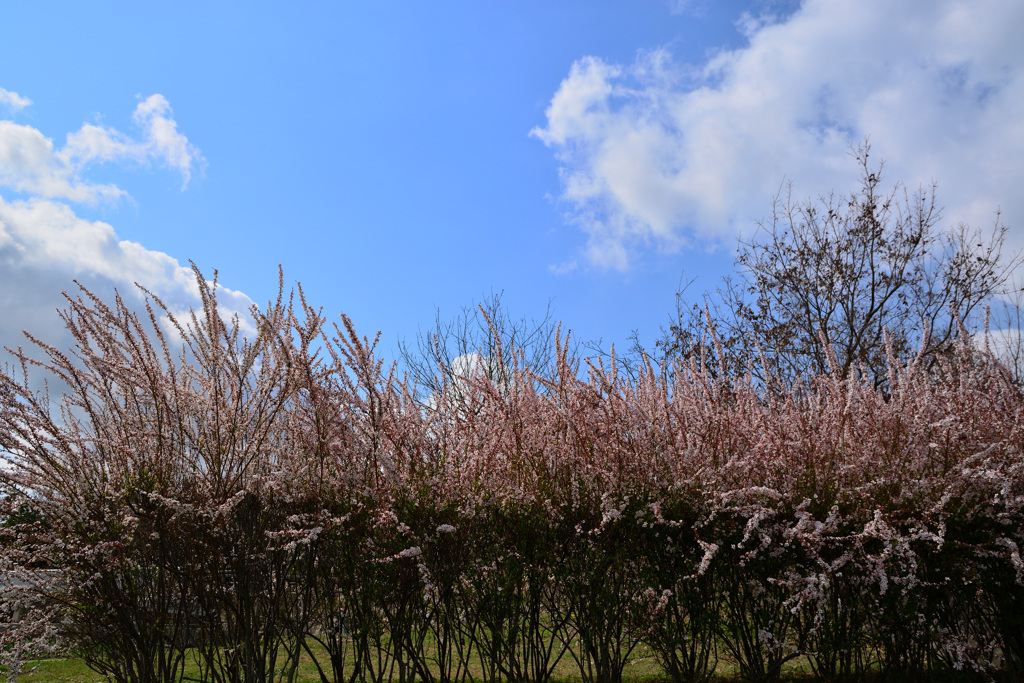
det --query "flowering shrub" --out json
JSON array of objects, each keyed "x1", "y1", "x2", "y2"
[{"x1": 1, "y1": 270, "x2": 1022, "y2": 683}]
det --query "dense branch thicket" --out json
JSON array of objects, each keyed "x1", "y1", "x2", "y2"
[{"x1": 1, "y1": 268, "x2": 1023, "y2": 683}]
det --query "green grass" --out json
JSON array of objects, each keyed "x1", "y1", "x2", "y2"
[
  {"x1": 0, "y1": 642, "x2": 1004, "y2": 682},
  {"x1": 0, "y1": 650, "x2": 823, "y2": 683},
  {"x1": 3, "y1": 657, "x2": 103, "y2": 682}
]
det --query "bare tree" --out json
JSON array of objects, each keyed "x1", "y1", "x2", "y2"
[
  {"x1": 397, "y1": 291, "x2": 558, "y2": 402},
  {"x1": 659, "y1": 143, "x2": 1020, "y2": 388},
  {"x1": 987, "y1": 274, "x2": 1024, "y2": 385}
]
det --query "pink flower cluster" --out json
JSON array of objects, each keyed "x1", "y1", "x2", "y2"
[{"x1": 0, "y1": 270, "x2": 1021, "y2": 683}]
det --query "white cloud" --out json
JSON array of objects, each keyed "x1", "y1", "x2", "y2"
[
  {"x1": 0, "y1": 194, "x2": 254, "y2": 354},
  {"x1": 0, "y1": 88, "x2": 31, "y2": 111},
  {"x1": 0, "y1": 121, "x2": 125, "y2": 203},
  {"x1": 532, "y1": 0, "x2": 1024, "y2": 270},
  {"x1": 0, "y1": 91, "x2": 249, "y2": 358},
  {"x1": 0, "y1": 94, "x2": 203, "y2": 205},
  {"x1": 132, "y1": 94, "x2": 201, "y2": 187}
]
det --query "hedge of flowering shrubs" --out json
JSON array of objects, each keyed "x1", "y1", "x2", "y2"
[{"x1": 1, "y1": 272, "x2": 1023, "y2": 683}]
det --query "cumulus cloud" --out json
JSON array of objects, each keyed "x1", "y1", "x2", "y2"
[
  {"x1": 0, "y1": 195, "x2": 254, "y2": 354},
  {"x1": 0, "y1": 88, "x2": 31, "y2": 111},
  {"x1": 0, "y1": 194, "x2": 256, "y2": 364},
  {"x1": 0, "y1": 94, "x2": 203, "y2": 205},
  {"x1": 0, "y1": 121, "x2": 125, "y2": 203},
  {"x1": 532, "y1": 0, "x2": 1024, "y2": 270},
  {"x1": 0, "y1": 90, "x2": 249, "y2": 360}
]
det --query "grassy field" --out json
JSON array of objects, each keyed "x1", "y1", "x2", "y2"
[
  {"x1": 3, "y1": 657, "x2": 99, "y2": 683},
  {"x1": 4, "y1": 641, "x2": 1007, "y2": 682},
  {"x1": 1, "y1": 641, "x2": 828, "y2": 683}
]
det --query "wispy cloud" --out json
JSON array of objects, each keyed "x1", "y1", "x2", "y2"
[
  {"x1": 0, "y1": 94, "x2": 204, "y2": 204},
  {"x1": 533, "y1": 0, "x2": 1024, "y2": 270},
  {"x1": 0, "y1": 88, "x2": 31, "y2": 111}
]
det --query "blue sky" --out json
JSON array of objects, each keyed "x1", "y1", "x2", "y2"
[{"x1": 1, "y1": 0, "x2": 1022, "y2": 365}]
